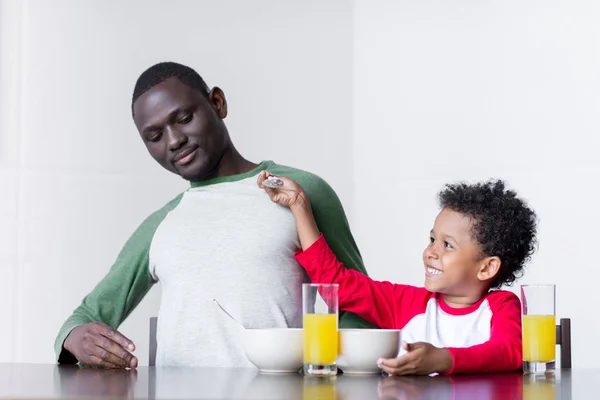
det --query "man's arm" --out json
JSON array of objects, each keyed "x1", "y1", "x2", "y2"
[{"x1": 55, "y1": 194, "x2": 183, "y2": 366}]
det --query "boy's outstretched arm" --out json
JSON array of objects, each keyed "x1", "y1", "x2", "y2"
[{"x1": 257, "y1": 171, "x2": 426, "y2": 330}]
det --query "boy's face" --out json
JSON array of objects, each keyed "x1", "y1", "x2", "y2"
[{"x1": 422, "y1": 208, "x2": 485, "y2": 294}]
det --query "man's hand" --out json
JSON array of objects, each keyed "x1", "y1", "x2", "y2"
[
  {"x1": 63, "y1": 322, "x2": 138, "y2": 369},
  {"x1": 378, "y1": 342, "x2": 453, "y2": 376}
]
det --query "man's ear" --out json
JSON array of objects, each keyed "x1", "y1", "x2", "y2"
[{"x1": 208, "y1": 87, "x2": 227, "y2": 118}]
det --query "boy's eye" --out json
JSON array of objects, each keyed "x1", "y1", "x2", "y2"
[
  {"x1": 179, "y1": 113, "x2": 193, "y2": 124},
  {"x1": 429, "y1": 237, "x2": 435, "y2": 244},
  {"x1": 444, "y1": 241, "x2": 453, "y2": 249}
]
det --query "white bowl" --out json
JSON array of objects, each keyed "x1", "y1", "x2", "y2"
[
  {"x1": 337, "y1": 329, "x2": 401, "y2": 375},
  {"x1": 241, "y1": 328, "x2": 303, "y2": 373}
]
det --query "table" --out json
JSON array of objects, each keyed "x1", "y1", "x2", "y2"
[{"x1": 0, "y1": 363, "x2": 593, "y2": 399}]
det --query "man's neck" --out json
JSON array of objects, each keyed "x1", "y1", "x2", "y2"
[{"x1": 208, "y1": 146, "x2": 258, "y2": 180}]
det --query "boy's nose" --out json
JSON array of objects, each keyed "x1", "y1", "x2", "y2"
[{"x1": 424, "y1": 246, "x2": 439, "y2": 260}]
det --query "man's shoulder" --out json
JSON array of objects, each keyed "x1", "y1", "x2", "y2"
[
  {"x1": 266, "y1": 162, "x2": 335, "y2": 195},
  {"x1": 134, "y1": 192, "x2": 185, "y2": 237}
]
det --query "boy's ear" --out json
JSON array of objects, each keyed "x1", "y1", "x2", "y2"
[{"x1": 477, "y1": 256, "x2": 502, "y2": 283}]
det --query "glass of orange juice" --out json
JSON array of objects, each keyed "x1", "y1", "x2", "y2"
[
  {"x1": 521, "y1": 284, "x2": 556, "y2": 374},
  {"x1": 303, "y1": 283, "x2": 339, "y2": 376}
]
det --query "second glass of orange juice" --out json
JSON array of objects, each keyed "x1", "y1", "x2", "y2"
[
  {"x1": 303, "y1": 283, "x2": 339, "y2": 376},
  {"x1": 521, "y1": 284, "x2": 556, "y2": 374}
]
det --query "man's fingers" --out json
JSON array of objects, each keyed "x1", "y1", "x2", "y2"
[
  {"x1": 97, "y1": 325, "x2": 135, "y2": 352},
  {"x1": 93, "y1": 336, "x2": 137, "y2": 368},
  {"x1": 87, "y1": 355, "x2": 124, "y2": 369},
  {"x1": 93, "y1": 325, "x2": 137, "y2": 368},
  {"x1": 92, "y1": 343, "x2": 134, "y2": 368}
]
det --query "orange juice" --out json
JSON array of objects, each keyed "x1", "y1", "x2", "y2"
[
  {"x1": 303, "y1": 314, "x2": 338, "y2": 365},
  {"x1": 523, "y1": 315, "x2": 556, "y2": 362}
]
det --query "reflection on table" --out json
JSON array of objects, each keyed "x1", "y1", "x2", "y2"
[{"x1": 0, "y1": 363, "x2": 580, "y2": 399}]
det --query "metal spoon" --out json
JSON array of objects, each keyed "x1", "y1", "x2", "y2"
[
  {"x1": 213, "y1": 298, "x2": 245, "y2": 329},
  {"x1": 263, "y1": 176, "x2": 284, "y2": 188}
]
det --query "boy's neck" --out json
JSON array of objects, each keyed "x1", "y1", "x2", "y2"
[{"x1": 442, "y1": 288, "x2": 490, "y2": 308}]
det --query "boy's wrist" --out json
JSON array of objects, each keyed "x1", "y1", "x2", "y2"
[
  {"x1": 290, "y1": 200, "x2": 312, "y2": 215},
  {"x1": 434, "y1": 348, "x2": 453, "y2": 374}
]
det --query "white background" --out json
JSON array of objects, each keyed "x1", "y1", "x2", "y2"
[{"x1": 1, "y1": 0, "x2": 598, "y2": 369}]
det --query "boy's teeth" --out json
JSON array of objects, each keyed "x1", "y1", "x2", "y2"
[{"x1": 427, "y1": 267, "x2": 442, "y2": 275}]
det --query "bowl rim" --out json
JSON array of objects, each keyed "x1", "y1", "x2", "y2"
[
  {"x1": 338, "y1": 328, "x2": 401, "y2": 333},
  {"x1": 244, "y1": 327, "x2": 303, "y2": 331}
]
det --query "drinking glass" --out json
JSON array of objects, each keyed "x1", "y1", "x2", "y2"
[
  {"x1": 521, "y1": 284, "x2": 556, "y2": 374},
  {"x1": 303, "y1": 283, "x2": 339, "y2": 376}
]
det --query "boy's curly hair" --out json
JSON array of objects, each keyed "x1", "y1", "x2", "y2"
[{"x1": 438, "y1": 179, "x2": 538, "y2": 289}]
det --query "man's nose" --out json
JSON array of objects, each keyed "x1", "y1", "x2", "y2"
[{"x1": 165, "y1": 126, "x2": 187, "y2": 151}]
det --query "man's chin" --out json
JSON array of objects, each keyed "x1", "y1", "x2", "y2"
[{"x1": 176, "y1": 160, "x2": 214, "y2": 182}]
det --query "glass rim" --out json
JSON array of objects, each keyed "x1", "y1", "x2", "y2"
[
  {"x1": 302, "y1": 283, "x2": 339, "y2": 288},
  {"x1": 520, "y1": 284, "x2": 556, "y2": 288}
]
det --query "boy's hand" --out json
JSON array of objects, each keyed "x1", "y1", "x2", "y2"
[
  {"x1": 377, "y1": 342, "x2": 453, "y2": 376},
  {"x1": 257, "y1": 171, "x2": 309, "y2": 211}
]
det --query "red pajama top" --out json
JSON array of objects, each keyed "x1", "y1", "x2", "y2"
[{"x1": 294, "y1": 234, "x2": 523, "y2": 374}]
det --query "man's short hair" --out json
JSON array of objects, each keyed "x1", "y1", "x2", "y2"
[{"x1": 131, "y1": 61, "x2": 209, "y2": 115}]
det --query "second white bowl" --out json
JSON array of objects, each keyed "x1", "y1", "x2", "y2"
[{"x1": 337, "y1": 329, "x2": 401, "y2": 374}]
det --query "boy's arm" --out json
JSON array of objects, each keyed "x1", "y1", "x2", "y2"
[
  {"x1": 290, "y1": 174, "x2": 379, "y2": 329},
  {"x1": 445, "y1": 292, "x2": 522, "y2": 374},
  {"x1": 55, "y1": 194, "x2": 182, "y2": 364},
  {"x1": 292, "y1": 205, "x2": 427, "y2": 330}
]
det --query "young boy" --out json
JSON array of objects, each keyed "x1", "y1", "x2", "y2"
[{"x1": 258, "y1": 171, "x2": 538, "y2": 376}]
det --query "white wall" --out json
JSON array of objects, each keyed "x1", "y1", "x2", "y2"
[
  {"x1": 0, "y1": 0, "x2": 353, "y2": 364},
  {"x1": 353, "y1": 0, "x2": 600, "y2": 368}
]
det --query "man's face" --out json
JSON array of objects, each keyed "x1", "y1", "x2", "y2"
[{"x1": 133, "y1": 77, "x2": 229, "y2": 181}]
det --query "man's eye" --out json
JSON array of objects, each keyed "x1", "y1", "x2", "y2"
[
  {"x1": 149, "y1": 132, "x2": 162, "y2": 142},
  {"x1": 179, "y1": 114, "x2": 193, "y2": 124}
]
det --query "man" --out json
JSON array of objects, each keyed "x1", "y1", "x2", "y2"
[{"x1": 54, "y1": 62, "x2": 375, "y2": 369}]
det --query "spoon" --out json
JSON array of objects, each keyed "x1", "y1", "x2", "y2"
[
  {"x1": 213, "y1": 298, "x2": 245, "y2": 329},
  {"x1": 263, "y1": 176, "x2": 284, "y2": 188}
]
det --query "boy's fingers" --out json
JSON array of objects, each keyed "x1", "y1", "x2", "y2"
[
  {"x1": 379, "y1": 356, "x2": 407, "y2": 369},
  {"x1": 381, "y1": 362, "x2": 417, "y2": 376},
  {"x1": 257, "y1": 171, "x2": 268, "y2": 188}
]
